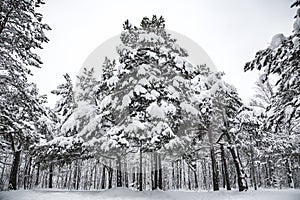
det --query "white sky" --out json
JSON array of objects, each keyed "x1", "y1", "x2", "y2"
[{"x1": 31, "y1": 0, "x2": 295, "y2": 107}]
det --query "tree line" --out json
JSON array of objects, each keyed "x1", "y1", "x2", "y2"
[{"x1": 0, "y1": 0, "x2": 299, "y2": 192}]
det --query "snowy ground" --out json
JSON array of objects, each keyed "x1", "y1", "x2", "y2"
[{"x1": 0, "y1": 188, "x2": 299, "y2": 200}]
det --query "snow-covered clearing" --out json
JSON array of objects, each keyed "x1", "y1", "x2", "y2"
[{"x1": 0, "y1": 188, "x2": 299, "y2": 200}]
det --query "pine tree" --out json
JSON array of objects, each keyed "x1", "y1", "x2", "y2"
[
  {"x1": 244, "y1": 1, "x2": 300, "y2": 133},
  {"x1": 244, "y1": 1, "x2": 300, "y2": 188},
  {"x1": 94, "y1": 15, "x2": 201, "y2": 190},
  {"x1": 0, "y1": 0, "x2": 50, "y2": 190}
]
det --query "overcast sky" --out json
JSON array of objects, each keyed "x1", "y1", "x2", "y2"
[{"x1": 31, "y1": 0, "x2": 295, "y2": 107}]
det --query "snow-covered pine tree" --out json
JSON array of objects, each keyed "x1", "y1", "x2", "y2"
[
  {"x1": 192, "y1": 69, "x2": 248, "y2": 191},
  {"x1": 244, "y1": 1, "x2": 300, "y2": 133},
  {"x1": 95, "y1": 15, "x2": 201, "y2": 190},
  {"x1": 244, "y1": 1, "x2": 300, "y2": 188},
  {"x1": 0, "y1": 0, "x2": 50, "y2": 190},
  {"x1": 51, "y1": 73, "x2": 77, "y2": 128},
  {"x1": 34, "y1": 74, "x2": 84, "y2": 171}
]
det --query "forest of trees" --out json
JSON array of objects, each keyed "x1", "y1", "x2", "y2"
[{"x1": 0, "y1": 0, "x2": 299, "y2": 192}]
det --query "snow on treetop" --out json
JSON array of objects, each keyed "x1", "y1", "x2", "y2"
[
  {"x1": 269, "y1": 33, "x2": 286, "y2": 50},
  {"x1": 180, "y1": 102, "x2": 198, "y2": 115},
  {"x1": 138, "y1": 32, "x2": 165, "y2": 44},
  {"x1": 293, "y1": 17, "x2": 300, "y2": 34},
  {"x1": 146, "y1": 102, "x2": 166, "y2": 119}
]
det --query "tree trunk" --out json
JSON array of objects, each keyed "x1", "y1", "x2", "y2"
[
  {"x1": 139, "y1": 147, "x2": 143, "y2": 191},
  {"x1": 108, "y1": 160, "x2": 113, "y2": 189},
  {"x1": 158, "y1": 154, "x2": 162, "y2": 190},
  {"x1": 24, "y1": 156, "x2": 32, "y2": 189},
  {"x1": 179, "y1": 159, "x2": 182, "y2": 189},
  {"x1": 153, "y1": 152, "x2": 158, "y2": 190},
  {"x1": 132, "y1": 167, "x2": 136, "y2": 187},
  {"x1": 116, "y1": 155, "x2": 122, "y2": 187},
  {"x1": 285, "y1": 156, "x2": 293, "y2": 188},
  {"x1": 101, "y1": 165, "x2": 106, "y2": 189},
  {"x1": 194, "y1": 168, "x2": 198, "y2": 189},
  {"x1": 202, "y1": 159, "x2": 207, "y2": 190},
  {"x1": 220, "y1": 144, "x2": 231, "y2": 190},
  {"x1": 210, "y1": 145, "x2": 219, "y2": 191},
  {"x1": 250, "y1": 144, "x2": 257, "y2": 190},
  {"x1": 63, "y1": 164, "x2": 68, "y2": 188},
  {"x1": 93, "y1": 161, "x2": 98, "y2": 189},
  {"x1": 124, "y1": 157, "x2": 129, "y2": 188},
  {"x1": 49, "y1": 164, "x2": 53, "y2": 188},
  {"x1": 73, "y1": 161, "x2": 77, "y2": 189},
  {"x1": 172, "y1": 162, "x2": 175, "y2": 189},
  {"x1": 9, "y1": 150, "x2": 21, "y2": 190},
  {"x1": 228, "y1": 146, "x2": 248, "y2": 191},
  {"x1": 76, "y1": 161, "x2": 81, "y2": 190}
]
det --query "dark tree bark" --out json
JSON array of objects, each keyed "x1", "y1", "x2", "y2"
[
  {"x1": 202, "y1": 159, "x2": 207, "y2": 190},
  {"x1": 124, "y1": 157, "x2": 129, "y2": 188},
  {"x1": 250, "y1": 144, "x2": 257, "y2": 190},
  {"x1": 153, "y1": 152, "x2": 158, "y2": 190},
  {"x1": 63, "y1": 164, "x2": 68, "y2": 188},
  {"x1": 139, "y1": 147, "x2": 143, "y2": 191},
  {"x1": 220, "y1": 144, "x2": 231, "y2": 190},
  {"x1": 284, "y1": 156, "x2": 293, "y2": 188},
  {"x1": 116, "y1": 155, "x2": 122, "y2": 187},
  {"x1": 108, "y1": 160, "x2": 113, "y2": 189},
  {"x1": 179, "y1": 159, "x2": 182, "y2": 189},
  {"x1": 9, "y1": 150, "x2": 21, "y2": 190},
  {"x1": 24, "y1": 156, "x2": 32, "y2": 189},
  {"x1": 93, "y1": 161, "x2": 98, "y2": 189},
  {"x1": 101, "y1": 165, "x2": 106, "y2": 189},
  {"x1": 72, "y1": 161, "x2": 77, "y2": 189},
  {"x1": 210, "y1": 145, "x2": 219, "y2": 191},
  {"x1": 49, "y1": 164, "x2": 53, "y2": 188},
  {"x1": 76, "y1": 161, "x2": 81, "y2": 190},
  {"x1": 132, "y1": 167, "x2": 136, "y2": 187},
  {"x1": 172, "y1": 161, "x2": 175, "y2": 189},
  {"x1": 222, "y1": 126, "x2": 248, "y2": 191},
  {"x1": 158, "y1": 154, "x2": 162, "y2": 190},
  {"x1": 228, "y1": 146, "x2": 248, "y2": 191},
  {"x1": 194, "y1": 168, "x2": 198, "y2": 189}
]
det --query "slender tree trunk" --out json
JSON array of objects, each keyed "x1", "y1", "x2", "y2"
[
  {"x1": 285, "y1": 156, "x2": 293, "y2": 188},
  {"x1": 63, "y1": 165, "x2": 68, "y2": 188},
  {"x1": 228, "y1": 146, "x2": 248, "y2": 191},
  {"x1": 132, "y1": 167, "x2": 136, "y2": 187},
  {"x1": 108, "y1": 161, "x2": 113, "y2": 189},
  {"x1": 220, "y1": 144, "x2": 231, "y2": 190},
  {"x1": 151, "y1": 155, "x2": 154, "y2": 189},
  {"x1": 257, "y1": 163, "x2": 262, "y2": 188},
  {"x1": 1, "y1": 153, "x2": 8, "y2": 181},
  {"x1": 250, "y1": 144, "x2": 257, "y2": 190},
  {"x1": 49, "y1": 164, "x2": 53, "y2": 188},
  {"x1": 116, "y1": 155, "x2": 122, "y2": 187},
  {"x1": 23, "y1": 156, "x2": 32, "y2": 189},
  {"x1": 187, "y1": 167, "x2": 191, "y2": 190},
  {"x1": 194, "y1": 167, "x2": 198, "y2": 189},
  {"x1": 158, "y1": 154, "x2": 162, "y2": 190},
  {"x1": 179, "y1": 159, "x2": 182, "y2": 189},
  {"x1": 101, "y1": 165, "x2": 106, "y2": 189},
  {"x1": 153, "y1": 152, "x2": 158, "y2": 190},
  {"x1": 76, "y1": 161, "x2": 81, "y2": 190},
  {"x1": 210, "y1": 145, "x2": 219, "y2": 191},
  {"x1": 182, "y1": 159, "x2": 186, "y2": 189},
  {"x1": 73, "y1": 161, "x2": 78, "y2": 189},
  {"x1": 139, "y1": 147, "x2": 143, "y2": 191},
  {"x1": 124, "y1": 157, "x2": 128, "y2": 188},
  {"x1": 203, "y1": 159, "x2": 208, "y2": 190},
  {"x1": 93, "y1": 161, "x2": 98, "y2": 189},
  {"x1": 172, "y1": 162, "x2": 175, "y2": 190},
  {"x1": 9, "y1": 150, "x2": 21, "y2": 190}
]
